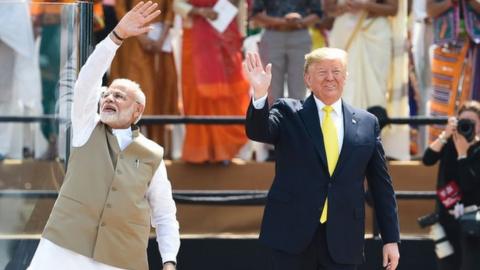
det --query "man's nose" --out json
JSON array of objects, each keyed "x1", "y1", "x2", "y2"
[
  {"x1": 326, "y1": 72, "x2": 334, "y2": 80},
  {"x1": 104, "y1": 93, "x2": 114, "y2": 102}
]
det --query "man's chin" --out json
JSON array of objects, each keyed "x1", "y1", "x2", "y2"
[{"x1": 100, "y1": 114, "x2": 117, "y2": 125}]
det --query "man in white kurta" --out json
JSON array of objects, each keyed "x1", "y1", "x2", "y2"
[{"x1": 28, "y1": 2, "x2": 179, "y2": 269}]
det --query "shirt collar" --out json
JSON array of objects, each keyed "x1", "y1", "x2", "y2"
[
  {"x1": 112, "y1": 126, "x2": 132, "y2": 139},
  {"x1": 312, "y1": 95, "x2": 343, "y2": 116}
]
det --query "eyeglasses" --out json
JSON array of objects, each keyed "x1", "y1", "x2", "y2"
[{"x1": 100, "y1": 90, "x2": 128, "y2": 102}]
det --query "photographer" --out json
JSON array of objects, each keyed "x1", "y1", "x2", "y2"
[{"x1": 422, "y1": 100, "x2": 480, "y2": 270}]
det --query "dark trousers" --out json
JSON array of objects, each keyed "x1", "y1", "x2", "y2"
[{"x1": 269, "y1": 224, "x2": 357, "y2": 270}]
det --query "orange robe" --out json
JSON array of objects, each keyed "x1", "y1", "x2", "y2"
[{"x1": 181, "y1": 0, "x2": 249, "y2": 163}]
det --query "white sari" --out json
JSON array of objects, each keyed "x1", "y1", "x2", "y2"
[
  {"x1": 329, "y1": 0, "x2": 392, "y2": 109},
  {"x1": 329, "y1": 0, "x2": 410, "y2": 160}
]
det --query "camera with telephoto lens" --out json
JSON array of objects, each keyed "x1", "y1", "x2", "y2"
[
  {"x1": 457, "y1": 118, "x2": 476, "y2": 142},
  {"x1": 417, "y1": 213, "x2": 454, "y2": 258}
]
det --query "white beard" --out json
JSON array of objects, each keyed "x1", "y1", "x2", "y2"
[{"x1": 100, "y1": 105, "x2": 135, "y2": 126}]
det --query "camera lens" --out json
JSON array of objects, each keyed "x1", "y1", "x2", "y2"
[{"x1": 457, "y1": 119, "x2": 475, "y2": 142}]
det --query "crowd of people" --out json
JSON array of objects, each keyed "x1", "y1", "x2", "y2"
[{"x1": 0, "y1": 0, "x2": 477, "y2": 163}]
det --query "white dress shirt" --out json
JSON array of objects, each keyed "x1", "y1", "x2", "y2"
[
  {"x1": 29, "y1": 36, "x2": 180, "y2": 270},
  {"x1": 252, "y1": 95, "x2": 344, "y2": 153}
]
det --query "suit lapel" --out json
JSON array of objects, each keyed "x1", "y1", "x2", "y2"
[
  {"x1": 332, "y1": 101, "x2": 357, "y2": 178},
  {"x1": 299, "y1": 95, "x2": 328, "y2": 172}
]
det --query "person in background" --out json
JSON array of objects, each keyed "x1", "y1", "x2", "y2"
[
  {"x1": 422, "y1": 100, "x2": 480, "y2": 270},
  {"x1": 426, "y1": 0, "x2": 480, "y2": 142},
  {"x1": 174, "y1": 0, "x2": 250, "y2": 163},
  {"x1": 251, "y1": 0, "x2": 322, "y2": 104}
]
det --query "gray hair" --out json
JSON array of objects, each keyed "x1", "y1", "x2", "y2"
[{"x1": 110, "y1": 78, "x2": 146, "y2": 106}]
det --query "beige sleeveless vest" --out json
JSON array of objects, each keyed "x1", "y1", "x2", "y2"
[{"x1": 43, "y1": 123, "x2": 163, "y2": 270}]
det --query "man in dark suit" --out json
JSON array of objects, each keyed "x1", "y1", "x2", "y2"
[{"x1": 243, "y1": 48, "x2": 400, "y2": 270}]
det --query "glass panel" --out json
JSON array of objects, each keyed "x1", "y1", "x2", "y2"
[{"x1": 0, "y1": 1, "x2": 78, "y2": 268}]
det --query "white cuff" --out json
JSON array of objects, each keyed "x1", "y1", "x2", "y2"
[
  {"x1": 161, "y1": 253, "x2": 177, "y2": 264},
  {"x1": 105, "y1": 34, "x2": 121, "y2": 51},
  {"x1": 252, "y1": 94, "x2": 268, "y2": 109}
]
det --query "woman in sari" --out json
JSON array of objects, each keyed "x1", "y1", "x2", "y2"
[
  {"x1": 325, "y1": 0, "x2": 398, "y2": 109},
  {"x1": 174, "y1": 0, "x2": 250, "y2": 163},
  {"x1": 427, "y1": 0, "x2": 480, "y2": 142}
]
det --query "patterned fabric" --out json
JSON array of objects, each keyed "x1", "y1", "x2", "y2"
[
  {"x1": 429, "y1": 41, "x2": 474, "y2": 141},
  {"x1": 429, "y1": 1, "x2": 480, "y2": 142},
  {"x1": 252, "y1": 0, "x2": 322, "y2": 18}
]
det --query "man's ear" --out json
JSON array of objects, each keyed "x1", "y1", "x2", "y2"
[
  {"x1": 132, "y1": 103, "x2": 145, "y2": 124},
  {"x1": 136, "y1": 103, "x2": 145, "y2": 115},
  {"x1": 304, "y1": 73, "x2": 310, "y2": 89},
  {"x1": 132, "y1": 103, "x2": 144, "y2": 118}
]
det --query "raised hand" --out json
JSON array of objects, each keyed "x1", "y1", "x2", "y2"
[
  {"x1": 243, "y1": 52, "x2": 272, "y2": 99},
  {"x1": 113, "y1": 1, "x2": 161, "y2": 40}
]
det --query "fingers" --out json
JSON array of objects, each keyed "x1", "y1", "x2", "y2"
[
  {"x1": 382, "y1": 251, "x2": 388, "y2": 268},
  {"x1": 132, "y1": 1, "x2": 144, "y2": 12},
  {"x1": 265, "y1": 63, "x2": 272, "y2": 76},
  {"x1": 246, "y1": 52, "x2": 254, "y2": 72},
  {"x1": 138, "y1": 1, "x2": 154, "y2": 14},
  {"x1": 144, "y1": 2, "x2": 159, "y2": 17},
  {"x1": 242, "y1": 62, "x2": 251, "y2": 78},
  {"x1": 254, "y1": 51, "x2": 262, "y2": 68},
  {"x1": 144, "y1": 9, "x2": 161, "y2": 23}
]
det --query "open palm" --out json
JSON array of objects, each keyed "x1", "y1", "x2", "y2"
[
  {"x1": 116, "y1": 1, "x2": 161, "y2": 39},
  {"x1": 243, "y1": 52, "x2": 272, "y2": 99}
]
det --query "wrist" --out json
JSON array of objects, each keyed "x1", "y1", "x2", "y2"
[
  {"x1": 164, "y1": 261, "x2": 176, "y2": 266},
  {"x1": 438, "y1": 132, "x2": 448, "y2": 144},
  {"x1": 109, "y1": 31, "x2": 123, "y2": 45},
  {"x1": 112, "y1": 27, "x2": 127, "y2": 40}
]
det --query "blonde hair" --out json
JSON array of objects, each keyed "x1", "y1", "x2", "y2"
[
  {"x1": 109, "y1": 78, "x2": 146, "y2": 106},
  {"x1": 304, "y1": 47, "x2": 348, "y2": 73}
]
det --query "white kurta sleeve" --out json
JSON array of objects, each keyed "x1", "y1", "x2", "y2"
[
  {"x1": 146, "y1": 160, "x2": 180, "y2": 263},
  {"x1": 71, "y1": 36, "x2": 120, "y2": 147}
]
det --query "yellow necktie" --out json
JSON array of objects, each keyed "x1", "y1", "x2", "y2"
[{"x1": 320, "y1": 105, "x2": 339, "y2": 223}]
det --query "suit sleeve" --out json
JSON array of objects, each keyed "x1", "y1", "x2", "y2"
[
  {"x1": 245, "y1": 99, "x2": 283, "y2": 144},
  {"x1": 365, "y1": 118, "x2": 400, "y2": 244}
]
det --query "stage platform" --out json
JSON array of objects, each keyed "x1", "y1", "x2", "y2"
[
  {"x1": 0, "y1": 159, "x2": 439, "y2": 269},
  {"x1": 0, "y1": 159, "x2": 437, "y2": 235},
  {"x1": 2, "y1": 236, "x2": 436, "y2": 270}
]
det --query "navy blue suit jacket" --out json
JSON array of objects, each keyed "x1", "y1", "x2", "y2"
[{"x1": 245, "y1": 95, "x2": 400, "y2": 264}]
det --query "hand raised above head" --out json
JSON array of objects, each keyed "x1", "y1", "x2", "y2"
[
  {"x1": 243, "y1": 52, "x2": 272, "y2": 99},
  {"x1": 113, "y1": 1, "x2": 161, "y2": 40}
]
